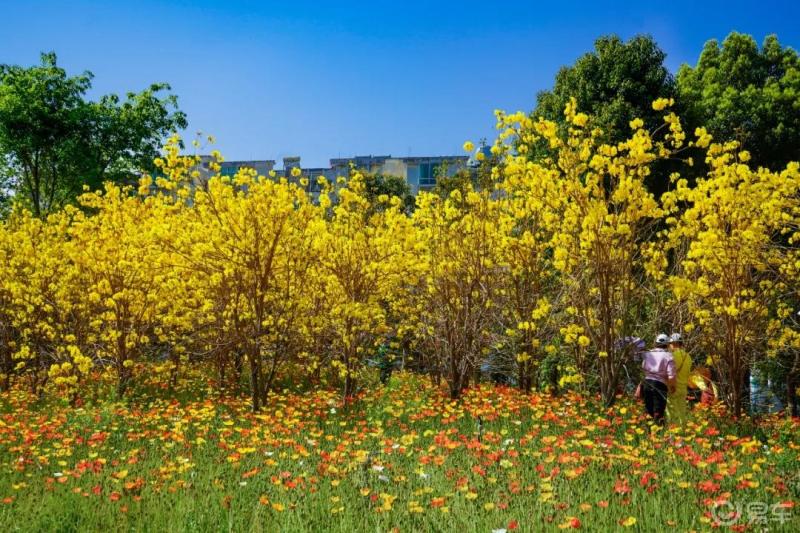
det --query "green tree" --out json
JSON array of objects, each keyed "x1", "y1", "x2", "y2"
[
  {"x1": 677, "y1": 32, "x2": 800, "y2": 170},
  {"x1": 532, "y1": 35, "x2": 679, "y2": 195},
  {"x1": 534, "y1": 35, "x2": 678, "y2": 144},
  {"x1": 0, "y1": 52, "x2": 186, "y2": 217},
  {"x1": 431, "y1": 168, "x2": 473, "y2": 199},
  {"x1": 0, "y1": 156, "x2": 13, "y2": 217},
  {"x1": 362, "y1": 172, "x2": 416, "y2": 213},
  {"x1": 433, "y1": 143, "x2": 497, "y2": 198}
]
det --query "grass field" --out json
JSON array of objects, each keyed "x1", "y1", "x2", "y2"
[{"x1": 0, "y1": 370, "x2": 797, "y2": 532}]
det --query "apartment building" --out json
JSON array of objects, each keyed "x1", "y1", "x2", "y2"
[{"x1": 193, "y1": 153, "x2": 471, "y2": 195}]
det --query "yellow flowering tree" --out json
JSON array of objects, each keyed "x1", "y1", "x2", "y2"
[
  {"x1": 493, "y1": 138, "x2": 564, "y2": 392},
  {"x1": 0, "y1": 223, "x2": 12, "y2": 390},
  {"x1": 774, "y1": 250, "x2": 800, "y2": 414},
  {"x1": 495, "y1": 98, "x2": 682, "y2": 405},
  {"x1": 412, "y1": 185, "x2": 507, "y2": 399},
  {"x1": 138, "y1": 146, "x2": 243, "y2": 391},
  {"x1": 662, "y1": 132, "x2": 800, "y2": 416},
  {"x1": 68, "y1": 183, "x2": 178, "y2": 396},
  {"x1": 173, "y1": 164, "x2": 322, "y2": 411},
  {"x1": 0, "y1": 208, "x2": 93, "y2": 397},
  {"x1": 776, "y1": 215, "x2": 800, "y2": 414},
  {"x1": 316, "y1": 173, "x2": 418, "y2": 401}
]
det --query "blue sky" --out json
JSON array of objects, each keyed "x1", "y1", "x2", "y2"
[{"x1": 2, "y1": 1, "x2": 799, "y2": 167}]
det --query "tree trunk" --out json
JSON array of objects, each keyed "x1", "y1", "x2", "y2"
[
  {"x1": 169, "y1": 353, "x2": 179, "y2": 391},
  {"x1": 342, "y1": 342, "x2": 358, "y2": 404},
  {"x1": 732, "y1": 387, "x2": 742, "y2": 419},
  {"x1": 600, "y1": 358, "x2": 618, "y2": 408},
  {"x1": 117, "y1": 363, "x2": 132, "y2": 397},
  {"x1": 449, "y1": 375, "x2": 463, "y2": 399},
  {"x1": 233, "y1": 352, "x2": 243, "y2": 391},
  {"x1": 217, "y1": 356, "x2": 226, "y2": 391},
  {"x1": 729, "y1": 368, "x2": 748, "y2": 419},
  {"x1": 343, "y1": 372, "x2": 354, "y2": 402},
  {"x1": 519, "y1": 359, "x2": 533, "y2": 394},
  {"x1": 430, "y1": 366, "x2": 442, "y2": 388},
  {"x1": 262, "y1": 358, "x2": 278, "y2": 405},
  {"x1": 116, "y1": 331, "x2": 131, "y2": 397},
  {"x1": 449, "y1": 366, "x2": 470, "y2": 399},
  {"x1": 249, "y1": 343, "x2": 261, "y2": 412},
  {"x1": 0, "y1": 356, "x2": 10, "y2": 392},
  {"x1": 250, "y1": 366, "x2": 260, "y2": 412},
  {"x1": 547, "y1": 364, "x2": 560, "y2": 397}
]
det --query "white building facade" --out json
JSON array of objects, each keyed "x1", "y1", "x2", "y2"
[{"x1": 193, "y1": 153, "x2": 470, "y2": 195}]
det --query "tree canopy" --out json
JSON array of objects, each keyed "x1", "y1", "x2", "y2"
[
  {"x1": 361, "y1": 172, "x2": 416, "y2": 214},
  {"x1": 0, "y1": 52, "x2": 186, "y2": 217},
  {"x1": 677, "y1": 32, "x2": 800, "y2": 171},
  {"x1": 531, "y1": 32, "x2": 800, "y2": 194},
  {"x1": 533, "y1": 35, "x2": 678, "y2": 145}
]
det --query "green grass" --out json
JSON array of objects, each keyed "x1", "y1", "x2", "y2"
[{"x1": 0, "y1": 370, "x2": 797, "y2": 532}]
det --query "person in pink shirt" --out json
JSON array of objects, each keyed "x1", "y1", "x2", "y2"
[{"x1": 640, "y1": 333, "x2": 676, "y2": 424}]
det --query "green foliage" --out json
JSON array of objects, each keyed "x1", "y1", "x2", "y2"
[
  {"x1": 531, "y1": 31, "x2": 800, "y2": 194},
  {"x1": 361, "y1": 172, "x2": 416, "y2": 213},
  {"x1": 677, "y1": 32, "x2": 800, "y2": 170},
  {"x1": 0, "y1": 156, "x2": 13, "y2": 217},
  {"x1": 431, "y1": 168, "x2": 474, "y2": 198},
  {"x1": 0, "y1": 52, "x2": 186, "y2": 217},
  {"x1": 533, "y1": 35, "x2": 678, "y2": 145},
  {"x1": 531, "y1": 35, "x2": 680, "y2": 195}
]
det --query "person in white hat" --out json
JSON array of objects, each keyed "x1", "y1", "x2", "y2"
[
  {"x1": 666, "y1": 333, "x2": 692, "y2": 425},
  {"x1": 640, "y1": 333, "x2": 676, "y2": 424}
]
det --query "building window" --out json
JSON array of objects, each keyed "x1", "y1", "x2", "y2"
[{"x1": 419, "y1": 162, "x2": 440, "y2": 186}]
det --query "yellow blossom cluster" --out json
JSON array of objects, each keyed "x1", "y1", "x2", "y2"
[
  {"x1": 659, "y1": 131, "x2": 800, "y2": 414},
  {"x1": 0, "y1": 101, "x2": 797, "y2": 415}
]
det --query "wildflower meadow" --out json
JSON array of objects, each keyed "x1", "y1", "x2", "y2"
[{"x1": 0, "y1": 371, "x2": 798, "y2": 532}]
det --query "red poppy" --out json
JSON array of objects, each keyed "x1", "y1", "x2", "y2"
[
  {"x1": 614, "y1": 479, "x2": 631, "y2": 495},
  {"x1": 698, "y1": 480, "x2": 720, "y2": 493}
]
